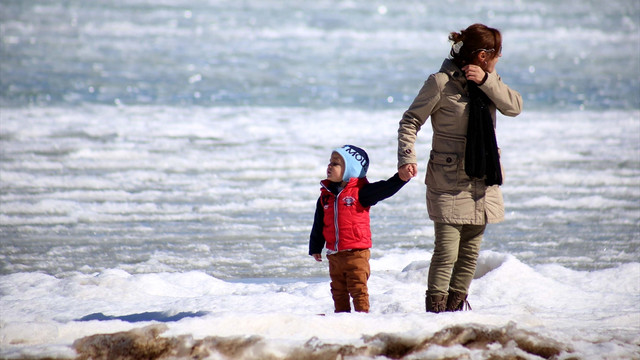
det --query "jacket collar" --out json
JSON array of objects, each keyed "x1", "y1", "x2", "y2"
[
  {"x1": 320, "y1": 177, "x2": 364, "y2": 194},
  {"x1": 439, "y1": 58, "x2": 467, "y2": 86}
]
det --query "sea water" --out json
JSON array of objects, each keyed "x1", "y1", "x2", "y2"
[{"x1": 1, "y1": 0, "x2": 639, "y2": 359}]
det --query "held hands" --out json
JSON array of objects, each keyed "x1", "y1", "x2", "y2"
[
  {"x1": 462, "y1": 64, "x2": 487, "y2": 84},
  {"x1": 312, "y1": 253, "x2": 322, "y2": 262},
  {"x1": 398, "y1": 163, "x2": 418, "y2": 181}
]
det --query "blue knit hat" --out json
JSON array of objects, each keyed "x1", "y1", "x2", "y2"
[{"x1": 334, "y1": 145, "x2": 369, "y2": 182}]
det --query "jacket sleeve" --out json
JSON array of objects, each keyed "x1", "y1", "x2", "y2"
[
  {"x1": 308, "y1": 197, "x2": 326, "y2": 255},
  {"x1": 479, "y1": 71, "x2": 522, "y2": 117},
  {"x1": 359, "y1": 173, "x2": 408, "y2": 208},
  {"x1": 398, "y1": 74, "x2": 443, "y2": 168}
]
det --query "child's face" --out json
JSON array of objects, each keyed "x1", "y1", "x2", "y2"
[{"x1": 326, "y1": 152, "x2": 345, "y2": 183}]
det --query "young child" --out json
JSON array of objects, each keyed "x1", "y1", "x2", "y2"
[{"x1": 309, "y1": 145, "x2": 410, "y2": 313}]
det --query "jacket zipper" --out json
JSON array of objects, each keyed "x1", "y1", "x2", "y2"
[
  {"x1": 333, "y1": 188, "x2": 343, "y2": 251},
  {"x1": 321, "y1": 182, "x2": 342, "y2": 252}
]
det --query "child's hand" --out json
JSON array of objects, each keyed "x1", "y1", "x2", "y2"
[
  {"x1": 312, "y1": 254, "x2": 322, "y2": 262},
  {"x1": 399, "y1": 163, "x2": 417, "y2": 181}
]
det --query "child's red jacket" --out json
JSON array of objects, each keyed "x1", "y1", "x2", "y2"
[{"x1": 309, "y1": 173, "x2": 407, "y2": 255}]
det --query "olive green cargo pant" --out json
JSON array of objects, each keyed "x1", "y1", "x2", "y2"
[{"x1": 427, "y1": 222, "x2": 486, "y2": 296}]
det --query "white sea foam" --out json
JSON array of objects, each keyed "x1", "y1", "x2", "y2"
[
  {"x1": 1, "y1": 106, "x2": 638, "y2": 280},
  {"x1": 1, "y1": 251, "x2": 638, "y2": 359}
]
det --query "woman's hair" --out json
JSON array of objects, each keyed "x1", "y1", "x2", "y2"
[{"x1": 449, "y1": 24, "x2": 502, "y2": 68}]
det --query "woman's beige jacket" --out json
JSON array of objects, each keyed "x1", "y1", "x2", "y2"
[{"x1": 398, "y1": 59, "x2": 522, "y2": 225}]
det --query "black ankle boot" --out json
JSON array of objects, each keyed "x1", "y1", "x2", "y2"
[
  {"x1": 446, "y1": 289, "x2": 471, "y2": 312},
  {"x1": 425, "y1": 291, "x2": 448, "y2": 313}
]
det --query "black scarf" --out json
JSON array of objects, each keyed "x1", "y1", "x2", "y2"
[{"x1": 464, "y1": 81, "x2": 503, "y2": 186}]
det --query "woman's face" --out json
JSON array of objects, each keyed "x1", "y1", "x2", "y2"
[
  {"x1": 476, "y1": 47, "x2": 501, "y2": 73},
  {"x1": 484, "y1": 51, "x2": 501, "y2": 73}
]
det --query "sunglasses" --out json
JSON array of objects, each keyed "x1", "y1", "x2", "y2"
[
  {"x1": 472, "y1": 47, "x2": 502, "y2": 55},
  {"x1": 473, "y1": 48, "x2": 495, "y2": 54}
]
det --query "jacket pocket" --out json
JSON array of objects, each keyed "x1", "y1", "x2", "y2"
[{"x1": 426, "y1": 150, "x2": 459, "y2": 191}]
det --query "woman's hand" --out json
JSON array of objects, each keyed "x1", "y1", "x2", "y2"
[
  {"x1": 399, "y1": 163, "x2": 418, "y2": 181},
  {"x1": 462, "y1": 64, "x2": 487, "y2": 84},
  {"x1": 312, "y1": 253, "x2": 322, "y2": 262}
]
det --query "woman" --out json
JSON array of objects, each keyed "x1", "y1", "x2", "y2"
[{"x1": 397, "y1": 24, "x2": 522, "y2": 312}]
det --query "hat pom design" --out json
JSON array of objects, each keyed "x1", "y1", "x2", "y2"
[{"x1": 334, "y1": 145, "x2": 369, "y2": 182}]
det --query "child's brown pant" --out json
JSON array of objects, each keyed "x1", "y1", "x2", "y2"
[{"x1": 327, "y1": 249, "x2": 370, "y2": 313}]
